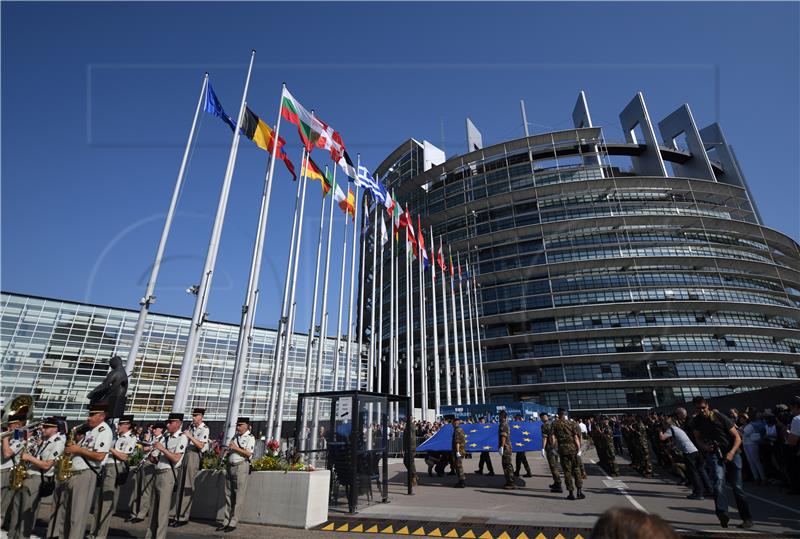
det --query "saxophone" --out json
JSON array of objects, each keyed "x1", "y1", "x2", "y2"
[
  {"x1": 55, "y1": 426, "x2": 80, "y2": 482},
  {"x1": 10, "y1": 445, "x2": 27, "y2": 490}
]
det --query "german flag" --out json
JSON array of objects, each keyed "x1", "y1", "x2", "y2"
[{"x1": 301, "y1": 157, "x2": 326, "y2": 188}]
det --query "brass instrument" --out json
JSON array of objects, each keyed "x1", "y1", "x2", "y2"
[
  {"x1": 1, "y1": 395, "x2": 34, "y2": 428},
  {"x1": 1, "y1": 420, "x2": 43, "y2": 439}
]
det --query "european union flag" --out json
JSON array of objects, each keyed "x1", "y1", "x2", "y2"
[
  {"x1": 203, "y1": 81, "x2": 237, "y2": 132},
  {"x1": 417, "y1": 422, "x2": 542, "y2": 453}
]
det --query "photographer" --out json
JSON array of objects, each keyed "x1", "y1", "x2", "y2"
[
  {"x1": 659, "y1": 415, "x2": 712, "y2": 499},
  {"x1": 690, "y1": 396, "x2": 753, "y2": 529}
]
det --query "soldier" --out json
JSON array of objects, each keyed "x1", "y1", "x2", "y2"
[
  {"x1": 599, "y1": 416, "x2": 619, "y2": 476},
  {"x1": 1, "y1": 413, "x2": 27, "y2": 530},
  {"x1": 512, "y1": 415, "x2": 532, "y2": 478},
  {"x1": 449, "y1": 416, "x2": 466, "y2": 488},
  {"x1": 8, "y1": 416, "x2": 64, "y2": 539},
  {"x1": 635, "y1": 416, "x2": 654, "y2": 477},
  {"x1": 403, "y1": 417, "x2": 418, "y2": 487},
  {"x1": 145, "y1": 413, "x2": 186, "y2": 539},
  {"x1": 573, "y1": 417, "x2": 588, "y2": 480},
  {"x1": 60, "y1": 403, "x2": 113, "y2": 539},
  {"x1": 46, "y1": 417, "x2": 70, "y2": 539},
  {"x1": 474, "y1": 417, "x2": 495, "y2": 476},
  {"x1": 173, "y1": 408, "x2": 209, "y2": 527},
  {"x1": 540, "y1": 412, "x2": 562, "y2": 493},
  {"x1": 550, "y1": 408, "x2": 585, "y2": 500},
  {"x1": 129, "y1": 423, "x2": 164, "y2": 523},
  {"x1": 91, "y1": 414, "x2": 136, "y2": 539},
  {"x1": 219, "y1": 417, "x2": 255, "y2": 532},
  {"x1": 498, "y1": 410, "x2": 514, "y2": 489}
]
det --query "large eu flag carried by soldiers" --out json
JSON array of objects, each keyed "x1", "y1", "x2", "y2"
[{"x1": 417, "y1": 422, "x2": 543, "y2": 452}]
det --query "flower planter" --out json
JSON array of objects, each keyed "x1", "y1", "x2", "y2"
[{"x1": 190, "y1": 468, "x2": 330, "y2": 529}]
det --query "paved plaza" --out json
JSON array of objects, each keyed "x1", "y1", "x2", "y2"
[{"x1": 23, "y1": 448, "x2": 800, "y2": 539}]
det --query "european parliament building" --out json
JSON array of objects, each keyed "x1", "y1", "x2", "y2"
[
  {"x1": 0, "y1": 292, "x2": 354, "y2": 422},
  {"x1": 373, "y1": 92, "x2": 800, "y2": 414}
]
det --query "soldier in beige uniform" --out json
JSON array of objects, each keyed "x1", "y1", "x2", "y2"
[
  {"x1": 145, "y1": 413, "x2": 186, "y2": 539},
  {"x1": 59, "y1": 403, "x2": 113, "y2": 539},
  {"x1": 91, "y1": 415, "x2": 136, "y2": 539},
  {"x1": 219, "y1": 417, "x2": 254, "y2": 532},
  {"x1": 2, "y1": 413, "x2": 27, "y2": 530},
  {"x1": 8, "y1": 416, "x2": 64, "y2": 539},
  {"x1": 173, "y1": 408, "x2": 209, "y2": 527},
  {"x1": 129, "y1": 423, "x2": 164, "y2": 523}
]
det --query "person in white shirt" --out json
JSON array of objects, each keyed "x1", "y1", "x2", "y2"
[
  {"x1": 130, "y1": 423, "x2": 164, "y2": 523},
  {"x1": 787, "y1": 396, "x2": 800, "y2": 494},
  {"x1": 91, "y1": 414, "x2": 136, "y2": 539},
  {"x1": 8, "y1": 416, "x2": 65, "y2": 539},
  {"x1": 145, "y1": 413, "x2": 186, "y2": 539},
  {"x1": 1, "y1": 413, "x2": 27, "y2": 530},
  {"x1": 173, "y1": 408, "x2": 209, "y2": 527},
  {"x1": 60, "y1": 403, "x2": 113, "y2": 539},
  {"x1": 219, "y1": 417, "x2": 255, "y2": 532}
]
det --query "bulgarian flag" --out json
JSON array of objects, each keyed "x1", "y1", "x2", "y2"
[{"x1": 281, "y1": 87, "x2": 345, "y2": 162}]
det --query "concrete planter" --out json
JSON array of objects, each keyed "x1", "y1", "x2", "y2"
[{"x1": 190, "y1": 468, "x2": 331, "y2": 529}]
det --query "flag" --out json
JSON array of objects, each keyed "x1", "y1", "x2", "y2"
[
  {"x1": 380, "y1": 215, "x2": 389, "y2": 246},
  {"x1": 323, "y1": 168, "x2": 350, "y2": 215},
  {"x1": 241, "y1": 107, "x2": 297, "y2": 180},
  {"x1": 281, "y1": 87, "x2": 345, "y2": 161},
  {"x1": 338, "y1": 150, "x2": 357, "y2": 180},
  {"x1": 418, "y1": 216, "x2": 429, "y2": 270},
  {"x1": 301, "y1": 156, "x2": 326, "y2": 188},
  {"x1": 391, "y1": 193, "x2": 402, "y2": 241},
  {"x1": 417, "y1": 422, "x2": 543, "y2": 452},
  {"x1": 203, "y1": 81, "x2": 236, "y2": 131},
  {"x1": 437, "y1": 242, "x2": 447, "y2": 272},
  {"x1": 458, "y1": 261, "x2": 463, "y2": 281},
  {"x1": 320, "y1": 166, "x2": 334, "y2": 197},
  {"x1": 340, "y1": 187, "x2": 355, "y2": 220},
  {"x1": 405, "y1": 207, "x2": 418, "y2": 259},
  {"x1": 362, "y1": 206, "x2": 371, "y2": 235},
  {"x1": 355, "y1": 165, "x2": 389, "y2": 207}
]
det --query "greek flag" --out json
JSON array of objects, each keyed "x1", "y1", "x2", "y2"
[{"x1": 355, "y1": 165, "x2": 389, "y2": 207}]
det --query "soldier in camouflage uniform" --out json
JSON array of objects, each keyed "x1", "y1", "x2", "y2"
[
  {"x1": 450, "y1": 416, "x2": 466, "y2": 488},
  {"x1": 598, "y1": 416, "x2": 619, "y2": 476},
  {"x1": 550, "y1": 408, "x2": 585, "y2": 500},
  {"x1": 498, "y1": 410, "x2": 514, "y2": 489},
  {"x1": 635, "y1": 416, "x2": 653, "y2": 477},
  {"x1": 540, "y1": 412, "x2": 562, "y2": 493}
]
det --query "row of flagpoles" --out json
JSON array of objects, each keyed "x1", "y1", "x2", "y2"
[{"x1": 122, "y1": 51, "x2": 487, "y2": 445}]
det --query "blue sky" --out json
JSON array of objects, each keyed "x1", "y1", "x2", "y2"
[{"x1": 2, "y1": 2, "x2": 798, "y2": 332}]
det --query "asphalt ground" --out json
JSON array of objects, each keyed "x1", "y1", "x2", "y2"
[{"x1": 21, "y1": 448, "x2": 800, "y2": 539}]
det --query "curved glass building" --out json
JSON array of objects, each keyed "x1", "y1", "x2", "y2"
[{"x1": 371, "y1": 92, "x2": 800, "y2": 414}]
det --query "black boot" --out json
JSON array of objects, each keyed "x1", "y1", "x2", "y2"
[
  {"x1": 567, "y1": 491, "x2": 575, "y2": 500},
  {"x1": 576, "y1": 488, "x2": 586, "y2": 499},
  {"x1": 550, "y1": 484, "x2": 563, "y2": 493}
]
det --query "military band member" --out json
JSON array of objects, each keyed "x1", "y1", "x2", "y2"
[
  {"x1": 540, "y1": 412, "x2": 562, "y2": 493},
  {"x1": 91, "y1": 415, "x2": 136, "y2": 539},
  {"x1": 449, "y1": 416, "x2": 466, "y2": 488},
  {"x1": 220, "y1": 417, "x2": 255, "y2": 532},
  {"x1": 46, "y1": 417, "x2": 70, "y2": 539},
  {"x1": 1, "y1": 413, "x2": 27, "y2": 530},
  {"x1": 59, "y1": 403, "x2": 113, "y2": 539},
  {"x1": 498, "y1": 411, "x2": 515, "y2": 489},
  {"x1": 551, "y1": 408, "x2": 585, "y2": 500},
  {"x1": 173, "y1": 408, "x2": 209, "y2": 527},
  {"x1": 130, "y1": 423, "x2": 164, "y2": 523},
  {"x1": 145, "y1": 413, "x2": 186, "y2": 539},
  {"x1": 8, "y1": 417, "x2": 64, "y2": 539}
]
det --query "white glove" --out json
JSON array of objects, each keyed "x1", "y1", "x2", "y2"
[
  {"x1": 498, "y1": 449, "x2": 504, "y2": 458},
  {"x1": 577, "y1": 448, "x2": 583, "y2": 457},
  {"x1": 455, "y1": 452, "x2": 461, "y2": 459},
  {"x1": 541, "y1": 448, "x2": 547, "y2": 460}
]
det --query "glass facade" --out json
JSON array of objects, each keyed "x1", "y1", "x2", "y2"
[
  {"x1": 0, "y1": 293, "x2": 359, "y2": 421},
  {"x1": 371, "y1": 119, "x2": 800, "y2": 413}
]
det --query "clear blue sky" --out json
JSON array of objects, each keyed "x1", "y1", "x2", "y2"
[{"x1": 3, "y1": 2, "x2": 798, "y2": 332}]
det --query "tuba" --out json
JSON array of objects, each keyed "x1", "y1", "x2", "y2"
[{"x1": 1, "y1": 395, "x2": 34, "y2": 429}]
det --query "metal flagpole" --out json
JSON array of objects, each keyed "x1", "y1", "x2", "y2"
[
  {"x1": 429, "y1": 227, "x2": 441, "y2": 416},
  {"x1": 344, "y1": 157, "x2": 361, "y2": 390},
  {"x1": 394, "y1": 245, "x2": 400, "y2": 420},
  {"x1": 125, "y1": 73, "x2": 208, "y2": 377},
  {"x1": 457, "y1": 253, "x2": 471, "y2": 405},
  {"x1": 265, "y1": 147, "x2": 307, "y2": 440},
  {"x1": 299, "y1": 188, "x2": 327, "y2": 450},
  {"x1": 367, "y1": 202, "x2": 379, "y2": 391},
  {"x1": 311, "y1": 167, "x2": 337, "y2": 462},
  {"x1": 355, "y1": 187, "x2": 367, "y2": 389},
  {"x1": 172, "y1": 52, "x2": 254, "y2": 413},
  {"x1": 405, "y1": 217, "x2": 414, "y2": 413},
  {"x1": 439, "y1": 236, "x2": 452, "y2": 406},
  {"x1": 274, "y1": 145, "x2": 312, "y2": 443},
  {"x1": 332, "y1": 185, "x2": 353, "y2": 390},
  {"x1": 472, "y1": 263, "x2": 486, "y2": 403},
  {"x1": 465, "y1": 261, "x2": 479, "y2": 405},
  {"x1": 449, "y1": 246, "x2": 461, "y2": 405},
  {"x1": 388, "y1": 212, "x2": 395, "y2": 421},
  {"x1": 376, "y1": 214, "x2": 386, "y2": 393},
  {"x1": 417, "y1": 218, "x2": 428, "y2": 419},
  {"x1": 224, "y1": 93, "x2": 287, "y2": 443}
]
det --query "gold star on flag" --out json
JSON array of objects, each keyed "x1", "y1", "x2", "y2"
[
  {"x1": 470, "y1": 443, "x2": 477, "y2": 448},
  {"x1": 522, "y1": 431, "x2": 530, "y2": 435},
  {"x1": 512, "y1": 425, "x2": 521, "y2": 429},
  {"x1": 484, "y1": 425, "x2": 491, "y2": 429},
  {"x1": 523, "y1": 438, "x2": 531, "y2": 442},
  {"x1": 470, "y1": 429, "x2": 477, "y2": 433},
  {"x1": 515, "y1": 442, "x2": 523, "y2": 446},
  {"x1": 483, "y1": 446, "x2": 492, "y2": 450}
]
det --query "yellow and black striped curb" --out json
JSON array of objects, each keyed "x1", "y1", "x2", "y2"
[{"x1": 316, "y1": 520, "x2": 589, "y2": 538}]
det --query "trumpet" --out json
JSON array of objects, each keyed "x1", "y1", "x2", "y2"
[{"x1": 1, "y1": 420, "x2": 43, "y2": 439}]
